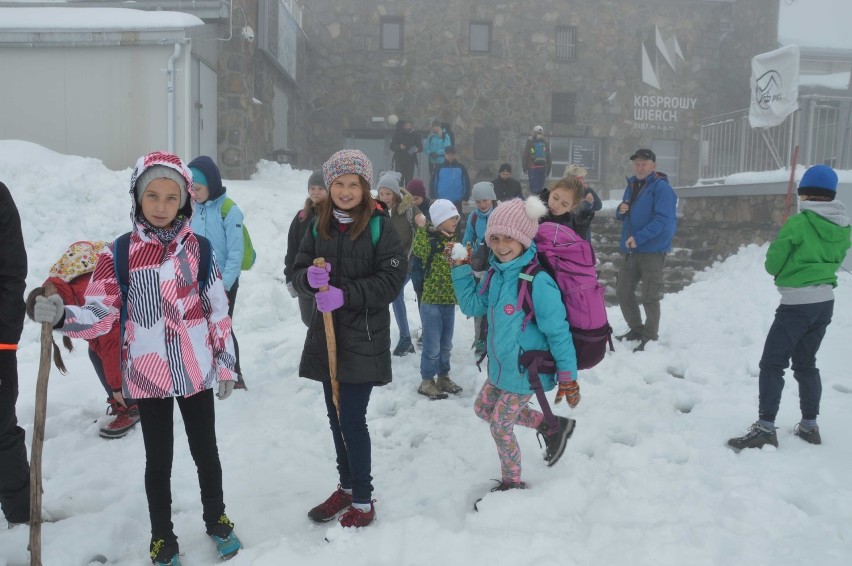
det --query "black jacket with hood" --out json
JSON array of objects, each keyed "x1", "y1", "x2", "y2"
[{"x1": 0, "y1": 182, "x2": 26, "y2": 345}]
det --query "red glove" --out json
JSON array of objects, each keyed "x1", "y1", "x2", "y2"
[{"x1": 555, "y1": 379, "x2": 580, "y2": 408}]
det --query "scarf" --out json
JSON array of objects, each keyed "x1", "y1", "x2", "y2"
[
  {"x1": 138, "y1": 214, "x2": 188, "y2": 244},
  {"x1": 332, "y1": 208, "x2": 354, "y2": 224}
]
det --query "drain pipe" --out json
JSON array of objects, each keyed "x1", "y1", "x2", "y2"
[{"x1": 167, "y1": 42, "x2": 183, "y2": 153}]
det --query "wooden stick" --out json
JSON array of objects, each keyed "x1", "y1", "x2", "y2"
[
  {"x1": 313, "y1": 258, "x2": 340, "y2": 414},
  {"x1": 29, "y1": 282, "x2": 57, "y2": 566}
]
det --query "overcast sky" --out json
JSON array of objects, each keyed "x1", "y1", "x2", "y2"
[{"x1": 778, "y1": 0, "x2": 852, "y2": 50}]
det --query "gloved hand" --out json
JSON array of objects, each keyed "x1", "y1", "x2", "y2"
[
  {"x1": 307, "y1": 263, "x2": 331, "y2": 289},
  {"x1": 34, "y1": 294, "x2": 65, "y2": 326},
  {"x1": 554, "y1": 376, "x2": 580, "y2": 408},
  {"x1": 217, "y1": 380, "x2": 235, "y2": 400},
  {"x1": 316, "y1": 285, "x2": 344, "y2": 313},
  {"x1": 286, "y1": 282, "x2": 298, "y2": 298}
]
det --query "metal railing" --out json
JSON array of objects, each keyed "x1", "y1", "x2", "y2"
[{"x1": 698, "y1": 95, "x2": 852, "y2": 182}]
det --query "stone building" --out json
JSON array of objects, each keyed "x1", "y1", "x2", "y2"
[{"x1": 295, "y1": 0, "x2": 779, "y2": 190}]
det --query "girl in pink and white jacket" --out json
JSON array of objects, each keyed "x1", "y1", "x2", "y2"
[{"x1": 33, "y1": 151, "x2": 241, "y2": 564}]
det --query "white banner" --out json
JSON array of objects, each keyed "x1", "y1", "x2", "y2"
[{"x1": 749, "y1": 44, "x2": 800, "y2": 128}]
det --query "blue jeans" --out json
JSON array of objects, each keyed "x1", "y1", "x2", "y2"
[
  {"x1": 528, "y1": 166, "x2": 547, "y2": 195},
  {"x1": 420, "y1": 303, "x2": 455, "y2": 380},
  {"x1": 322, "y1": 380, "x2": 374, "y2": 504},
  {"x1": 758, "y1": 300, "x2": 833, "y2": 422},
  {"x1": 391, "y1": 274, "x2": 411, "y2": 341}
]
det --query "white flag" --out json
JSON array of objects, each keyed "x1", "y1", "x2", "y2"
[{"x1": 749, "y1": 44, "x2": 800, "y2": 128}]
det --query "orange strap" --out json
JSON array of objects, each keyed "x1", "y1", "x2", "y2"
[{"x1": 0, "y1": 344, "x2": 18, "y2": 350}]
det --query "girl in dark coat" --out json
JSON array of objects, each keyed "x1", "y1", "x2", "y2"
[
  {"x1": 292, "y1": 150, "x2": 406, "y2": 528},
  {"x1": 538, "y1": 176, "x2": 595, "y2": 243},
  {"x1": 284, "y1": 171, "x2": 328, "y2": 326}
]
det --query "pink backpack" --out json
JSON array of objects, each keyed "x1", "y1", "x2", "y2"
[{"x1": 517, "y1": 222, "x2": 613, "y2": 370}]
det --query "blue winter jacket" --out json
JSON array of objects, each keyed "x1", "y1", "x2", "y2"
[
  {"x1": 462, "y1": 207, "x2": 492, "y2": 247},
  {"x1": 432, "y1": 162, "x2": 471, "y2": 203},
  {"x1": 452, "y1": 245, "x2": 577, "y2": 394},
  {"x1": 191, "y1": 193, "x2": 245, "y2": 291},
  {"x1": 615, "y1": 171, "x2": 677, "y2": 253},
  {"x1": 424, "y1": 130, "x2": 452, "y2": 166}
]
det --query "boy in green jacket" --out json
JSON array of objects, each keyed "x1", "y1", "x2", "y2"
[{"x1": 729, "y1": 165, "x2": 851, "y2": 451}]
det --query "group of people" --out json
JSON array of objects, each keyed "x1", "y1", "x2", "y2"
[{"x1": 1, "y1": 138, "x2": 848, "y2": 565}]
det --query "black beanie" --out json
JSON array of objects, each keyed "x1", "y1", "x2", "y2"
[{"x1": 307, "y1": 171, "x2": 325, "y2": 190}]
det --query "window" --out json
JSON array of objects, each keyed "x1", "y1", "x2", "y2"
[
  {"x1": 556, "y1": 26, "x2": 576, "y2": 61},
  {"x1": 548, "y1": 137, "x2": 603, "y2": 181},
  {"x1": 469, "y1": 21, "x2": 491, "y2": 54},
  {"x1": 474, "y1": 127, "x2": 500, "y2": 161},
  {"x1": 651, "y1": 140, "x2": 680, "y2": 186},
  {"x1": 552, "y1": 92, "x2": 577, "y2": 124},
  {"x1": 381, "y1": 17, "x2": 403, "y2": 51}
]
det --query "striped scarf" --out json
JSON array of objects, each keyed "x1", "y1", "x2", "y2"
[
  {"x1": 138, "y1": 214, "x2": 188, "y2": 244},
  {"x1": 332, "y1": 208, "x2": 354, "y2": 224}
]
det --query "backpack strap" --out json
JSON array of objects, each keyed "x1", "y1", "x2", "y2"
[
  {"x1": 517, "y1": 261, "x2": 541, "y2": 331},
  {"x1": 519, "y1": 349, "x2": 559, "y2": 431},
  {"x1": 220, "y1": 197, "x2": 235, "y2": 220},
  {"x1": 422, "y1": 234, "x2": 443, "y2": 283},
  {"x1": 312, "y1": 216, "x2": 382, "y2": 248}
]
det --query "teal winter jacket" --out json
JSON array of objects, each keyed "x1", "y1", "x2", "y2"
[{"x1": 452, "y1": 245, "x2": 577, "y2": 394}]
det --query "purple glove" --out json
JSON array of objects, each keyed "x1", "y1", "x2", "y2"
[
  {"x1": 307, "y1": 263, "x2": 331, "y2": 289},
  {"x1": 316, "y1": 285, "x2": 344, "y2": 312}
]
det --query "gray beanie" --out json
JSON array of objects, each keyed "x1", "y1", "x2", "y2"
[
  {"x1": 376, "y1": 171, "x2": 403, "y2": 197},
  {"x1": 136, "y1": 165, "x2": 188, "y2": 207},
  {"x1": 471, "y1": 181, "x2": 497, "y2": 201}
]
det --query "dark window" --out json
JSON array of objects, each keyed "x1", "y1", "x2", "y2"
[
  {"x1": 474, "y1": 127, "x2": 500, "y2": 160},
  {"x1": 552, "y1": 92, "x2": 577, "y2": 124},
  {"x1": 469, "y1": 21, "x2": 491, "y2": 54},
  {"x1": 556, "y1": 26, "x2": 576, "y2": 61},
  {"x1": 381, "y1": 17, "x2": 403, "y2": 51}
]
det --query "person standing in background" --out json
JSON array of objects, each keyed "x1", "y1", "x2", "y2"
[{"x1": 521, "y1": 126, "x2": 552, "y2": 196}]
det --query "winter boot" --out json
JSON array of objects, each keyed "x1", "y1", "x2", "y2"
[
  {"x1": 339, "y1": 501, "x2": 376, "y2": 528},
  {"x1": 474, "y1": 480, "x2": 527, "y2": 511},
  {"x1": 418, "y1": 379, "x2": 448, "y2": 400},
  {"x1": 616, "y1": 329, "x2": 643, "y2": 342},
  {"x1": 99, "y1": 402, "x2": 141, "y2": 439},
  {"x1": 536, "y1": 416, "x2": 576, "y2": 467},
  {"x1": 794, "y1": 422, "x2": 822, "y2": 445},
  {"x1": 206, "y1": 514, "x2": 242, "y2": 560},
  {"x1": 436, "y1": 375, "x2": 463, "y2": 395},
  {"x1": 150, "y1": 537, "x2": 180, "y2": 566},
  {"x1": 727, "y1": 422, "x2": 778, "y2": 452},
  {"x1": 392, "y1": 337, "x2": 415, "y2": 357},
  {"x1": 308, "y1": 485, "x2": 352, "y2": 523}
]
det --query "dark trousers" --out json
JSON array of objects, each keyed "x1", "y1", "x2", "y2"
[
  {"x1": 322, "y1": 380, "x2": 374, "y2": 504},
  {"x1": 88, "y1": 348, "x2": 135, "y2": 406},
  {"x1": 758, "y1": 301, "x2": 833, "y2": 422},
  {"x1": 395, "y1": 160, "x2": 416, "y2": 187},
  {"x1": 615, "y1": 252, "x2": 666, "y2": 341},
  {"x1": 528, "y1": 166, "x2": 547, "y2": 195},
  {"x1": 0, "y1": 350, "x2": 29, "y2": 523},
  {"x1": 226, "y1": 280, "x2": 241, "y2": 376},
  {"x1": 136, "y1": 389, "x2": 225, "y2": 542}
]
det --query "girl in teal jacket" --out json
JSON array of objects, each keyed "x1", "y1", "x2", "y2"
[{"x1": 452, "y1": 198, "x2": 579, "y2": 494}]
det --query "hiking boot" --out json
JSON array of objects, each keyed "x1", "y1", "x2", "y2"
[
  {"x1": 233, "y1": 374, "x2": 247, "y2": 390},
  {"x1": 536, "y1": 416, "x2": 576, "y2": 467},
  {"x1": 633, "y1": 340, "x2": 649, "y2": 353},
  {"x1": 418, "y1": 379, "x2": 448, "y2": 400},
  {"x1": 308, "y1": 485, "x2": 352, "y2": 523},
  {"x1": 206, "y1": 514, "x2": 241, "y2": 560},
  {"x1": 472, "y1": 339, "x2": 486, "y2": 356},
  {"x1": 338, "y1": 501, "x2": 376, "y2": 528},
  {"x1": 150, "y1": 537, "x2": 180, "y2": 565},
  {"x1": 616, "y1": 329, "x2": 643, "y2": 342},
  {"x1": 474, "y1": 480, "x2": 526, "y2": 511},
  {"x1": 99, "y1": 403, "x2": 140, "y2": 439},
  {"x1": 727, "y1": 422, "x2": 778, "y2": 452},
  {"x1": 794, "y1": 423, "x2": 822, "y2": 445},
  {"x1": 436, "y1": 375, "x2": 463, "y2": 395},
  {"x1": 392, "y1": 337, "x2": 415, "y2": 357}
]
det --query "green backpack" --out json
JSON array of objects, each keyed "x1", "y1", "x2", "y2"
[{"x1": 221, "y1": 197, "x2": 256, "y2": 270}]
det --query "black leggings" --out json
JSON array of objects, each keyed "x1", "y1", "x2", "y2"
[{"x1": 136, "y1": 389, "x2": 225, "y2": 542}]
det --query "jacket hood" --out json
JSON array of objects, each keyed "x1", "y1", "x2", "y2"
[
  {"x1": 187, "y1": 155, "x2": 225, "y2": 200},
  {"x1": 130, "y1": 151, "x2": 195, "y2": 225},
  {"x1": 801, "y1": 200, "x2": 851, "y2": 241},
  {"x1": 395, "y1": 189, "x2": 417, "y2": 215}
]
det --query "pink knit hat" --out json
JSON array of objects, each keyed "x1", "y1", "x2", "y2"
[
  {"x1": 484, "y1": 197, "x2": 547, "y2": 249},
  {"x1": 323, "y1": 149, "x2": 373, "y2": 189}
]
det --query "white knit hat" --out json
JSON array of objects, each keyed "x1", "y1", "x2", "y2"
[
  {"x1": 429, "y1": 199, "x2": 460, "y2": 228},
  {"x1": 471, "y1": 181, "x2": 497, "y2": 201},
  {"x1": 484, "y1": 197, "x2": 547, "y2": 249}
]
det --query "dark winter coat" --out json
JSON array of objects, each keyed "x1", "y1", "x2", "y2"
[
  {"x1": 0, "y1": 182, "x2": 26, "y2": 346},
  {"x1": 293, "y1": 208, "x2": 406, "y2": 385},
  {"x1": 284, "y1": 206, "x2": 317, "y2": 283},
  {"x1": 390, "y1": 127, "x2": 422, "y2": 168},
  {"x1": 492, "y1": 176, "x2": 524, "y2": 202},
  {"x1": 538, "y1": 188, "x2": 597, "y2": 243}
]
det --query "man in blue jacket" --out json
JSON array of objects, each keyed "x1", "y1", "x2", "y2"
[
  {"x1": 430, "y1": 146, "x2": 470, "y2": 214},
  {"x1": 614, "y1": 149, "x2": 677, "y2": 352}
]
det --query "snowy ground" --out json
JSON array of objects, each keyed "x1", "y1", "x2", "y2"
[{"x1": 1, "y1": 140, "x2": 851, "y2": 566}]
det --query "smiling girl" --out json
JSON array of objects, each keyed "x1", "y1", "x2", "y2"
[{"x1": 538, "y1": 176, "x2": 595, "y2": 242}]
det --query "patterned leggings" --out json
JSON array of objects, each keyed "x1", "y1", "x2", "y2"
[{"x1": 474, "y1": 381, "x2": 544, "y2": 484}]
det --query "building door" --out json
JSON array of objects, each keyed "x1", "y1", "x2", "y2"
[
  {"x1": 343, "y1": 133, "x2": 393, "y2": 182},
  {"x1": 651, "y1": 140, "x2": 679, "y2": 186},
  {"x1": 191, "y1": 59, "x2": 217, "y2": 159}
]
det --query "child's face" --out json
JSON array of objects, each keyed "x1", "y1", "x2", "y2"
[
  {"x1": 489, "y1": 234, "x2": 525, "y2": 263},
  {"x1": 330, "y1": 174, "x2": 365, "y2": 210},
  {"x1": 377, "y1": 187, "x2": 396, "y2": 208},
  {"x1": 412, "y1": 195, "x2": 424, "y2": 206},
  {"x1": 140, "y1": 178, "x2": 182, "y2": 228},
  {"x1": 437, "y1": 216, "x2": 459, "y2": 234},
  {"x1": 548, "y1": 186, "x2": 579, "y2": 216},
  {"x1": 193, "y1": 183, "x2": 209, "y2": 204},
  {"x1": 475, "y1": 199, "x2": 492, "y2": 213},
  {"x1": 308, "y1": 184, "x2": 328, "y2": 204}
]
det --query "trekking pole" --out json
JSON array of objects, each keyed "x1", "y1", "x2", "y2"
[
  {"x1": 312, "y1": 258, "x2": 340, "y2": 415},
  {"x1": 29, "y1": 282, "x2": 57, "y2": 566}
]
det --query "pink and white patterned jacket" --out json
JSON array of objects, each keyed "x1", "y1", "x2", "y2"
[{"x1": 61, "y1": 152, "x2": 236, "y2": 399}]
